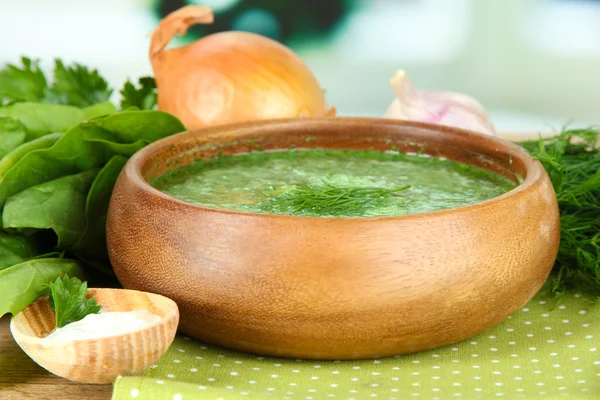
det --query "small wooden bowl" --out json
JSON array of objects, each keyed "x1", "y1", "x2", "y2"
[
  {"x1": 10, "y1": 288, "x2": 179, "y2": 384},
  {"x1": 107, "y1": 118, "x2": 560, "y2": 359}
]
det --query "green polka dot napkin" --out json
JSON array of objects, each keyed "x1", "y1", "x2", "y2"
[{"x1": 112, "y1": 292, "x2": 600, "y2": 400}]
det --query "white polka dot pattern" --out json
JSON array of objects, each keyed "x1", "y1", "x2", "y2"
[{"x1": 114, "y1": 293, "x2": 600, "y2": 399}]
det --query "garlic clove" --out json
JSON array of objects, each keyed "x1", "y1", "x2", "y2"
[{"x1": 385, "y1": 70, "x2": 496, "y2": 136}]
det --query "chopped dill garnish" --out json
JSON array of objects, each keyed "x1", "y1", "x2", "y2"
[
  {"x1": 259, "y1": 181, "x2": 411, "y2": 217},
  {"x1": 519, "y1": 128, "x2": 600, "y2": 302}
]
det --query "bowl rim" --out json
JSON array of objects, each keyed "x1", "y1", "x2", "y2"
[
  {"x1": 10, "y1": 288, "x2": 179, "y2": 343},
  {"x1": 124, "y1": 117, "x2": 546, "y2": 222}
]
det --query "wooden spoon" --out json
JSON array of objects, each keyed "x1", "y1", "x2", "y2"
[{"x1": 10, "y1": 288, "x2": 179, "y2": 384}]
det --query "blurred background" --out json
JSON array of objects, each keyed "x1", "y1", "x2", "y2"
[{"x1": 1, "y1": 0, "x2": 599, "y2": 132}]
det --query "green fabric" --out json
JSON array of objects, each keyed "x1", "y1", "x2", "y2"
[{"x1": 112, "y1": 292, "x2": 600, "y2": 400}]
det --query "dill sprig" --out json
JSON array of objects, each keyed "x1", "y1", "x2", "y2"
[
  {"x1": 519, "y1": 128, "x2": 600, "y2": 301},
  {"x1": 259, "y1": 181, "x2": 411, "y2": 217}
]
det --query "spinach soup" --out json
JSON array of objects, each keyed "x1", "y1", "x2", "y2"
[{"x1": 150, "y1": 149, "x2": 516, "y2": 217}]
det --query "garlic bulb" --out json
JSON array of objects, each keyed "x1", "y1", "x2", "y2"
[{"x1": 384, "y1": 70, "x2": 496, "y2": 135}]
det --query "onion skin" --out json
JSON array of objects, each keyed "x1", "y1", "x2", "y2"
[
  {"x1": 150, "y1": 6, "x2": 333, "y2": 129},
  {"x1": 385, "y1": 70, "x2": 496, "y2": 136}
]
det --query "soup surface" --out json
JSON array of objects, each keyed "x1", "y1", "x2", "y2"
[{"x1": 150, "y1": 149, "x2": 516, "y2": 217}]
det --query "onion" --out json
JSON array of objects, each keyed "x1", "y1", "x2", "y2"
[
  {"x1": 149, "y1": 6, "x2": 334, "y2": 129},
  {"x1": 385, "y1": 70, "x2": 496, "y2": 135}
]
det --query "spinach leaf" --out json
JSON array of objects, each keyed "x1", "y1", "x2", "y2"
[
  {"x1": 0, "y1": 132, "x2": 62, "y2": 180},
  {"x1": 80, "y1": 110, "x2": 185, "y2": 150},
  {"x1": 0, "y1": 57, "x2": 47, "y2": 105},
  {"x1": 72, "y1": 156, "x2": 127, "y2": 264},
  {"x1": 0, "y1": 117, "x2": 27, "y2": 159},
  {"x1": 81, "y1": 102, "x2": 117, "y2": 120},
  {"x1": 2, "y1": 169, "x2": 100, "y2": 248},
  {"x1": 0, "y1": 110, "x2": 184, "y2": 207},
  {"x1": 32, "y1": 252, "x2": 63, "y2": 260},
  {"x1": 0, "y1": 103, "x2": 85, "y2": 139},
  {"x1": 0, "y1": 102, "x2": 116, "y2": 140},
  {"x1": 0, "y1": 130, "x2": 106, "y2": 207},
  {"x1": 0, "y1": 258, "x2": 82, "y2": 317},
  {"x1": 44, "y1": 275, "x2": 101, "y2": 328},
  {"x1": 0, "y1": 232, "x2": 38, "y2": 270}
]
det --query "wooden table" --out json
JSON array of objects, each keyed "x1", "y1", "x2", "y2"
[{"x1": 0, "y1": 316, "x2": 112, "y2": 400}]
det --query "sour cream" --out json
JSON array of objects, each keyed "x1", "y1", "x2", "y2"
[{"x1": 44, "y1": 309, "x2": 162, "y2": 340}]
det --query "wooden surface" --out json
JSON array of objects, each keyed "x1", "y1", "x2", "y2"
[{"x1": 0, "y1": 316, "x2": 112, "y2": 399}]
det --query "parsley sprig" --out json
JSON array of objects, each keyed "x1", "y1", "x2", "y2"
[
  {"x1": 0, "y1": 57, "x2": 156, "y2": 110},
  {"x1": 0, "y1": 57, "x2": 112, "y2": 107},
  {"x1": 44, "y1": 275, "x2": 101, "y2": 328},
  {"x1": 0, "y1": 57, "x2": 47, "y2": 104},
  {"x1": 120, "y1": 77, "x2": 157, "y2": 110}
]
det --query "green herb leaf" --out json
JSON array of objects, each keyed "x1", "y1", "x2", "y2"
[
  {"x1": 0, "y1": 102, "x2": 116, "y2": 140},
  {"x1": 0, "y1": 110, "x2": 183, "y2": 209},
  {"x1": 45, "y1": 60, "x2": 113, "y2": 107},
  {"x1": 0, "y1": 132, "x2": 63, "y2": 180},
  {"x1": 71, "y1": 155, "x2": 128, "y2": 267},
  {"x1": 0, "y1": 232, "x2": 38, "y2": 271},
  {"x1": 2, "y1": 169, "x2": 100, "y2": 248},
  {"x1": 0, "y1": 117, "x2": 27, "y2": 159},
  {"x1": 0, "y1": 57, "x2": 47, "y2": 105},
  {"x1": 0, "y1": 258, "x2": 82, "y2": 317},
  {"x1": 44, "y1": 275, "x2": 101, "y2": 328},
  {"x1": 120, "y1": 77, "x2": 157, "y2": 110},
  {"x1": 0, "y1": 127, "x2": 100, "y2": 208},
  {"x1": 79, "y1": 110, "x2": 185, "y2": 149},
  {"x1": 519, "y1": 128, "x2": 600, "y2": 300},
  {"x1": 260, "y1": 181, "x2": 411, "y2": 217},
  {"x1": 0, "y1": 58, "x2": 114, "y2": 108},
  {"x1": 80, "y1": 102, "x2": 118, "y2": 120}
]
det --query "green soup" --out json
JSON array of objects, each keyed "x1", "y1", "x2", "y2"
[{"x1": 150, "y1": 149, "x2": 516, "y2": 218}]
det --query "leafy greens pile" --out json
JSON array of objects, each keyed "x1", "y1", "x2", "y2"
[
  {"x1": 0, "y1": 58, "x2": 183, "y2": 317},
  {"x1": 519, "y1": 129, "x2": 600, "y2": 302}
]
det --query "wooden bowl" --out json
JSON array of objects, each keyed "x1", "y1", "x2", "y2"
[
  {"x1": 10, "y1": 288, "x2": 179, "y2": 383},
  {"x1": 107, "y1": 118, "x2": 560, "y2": 360}
]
